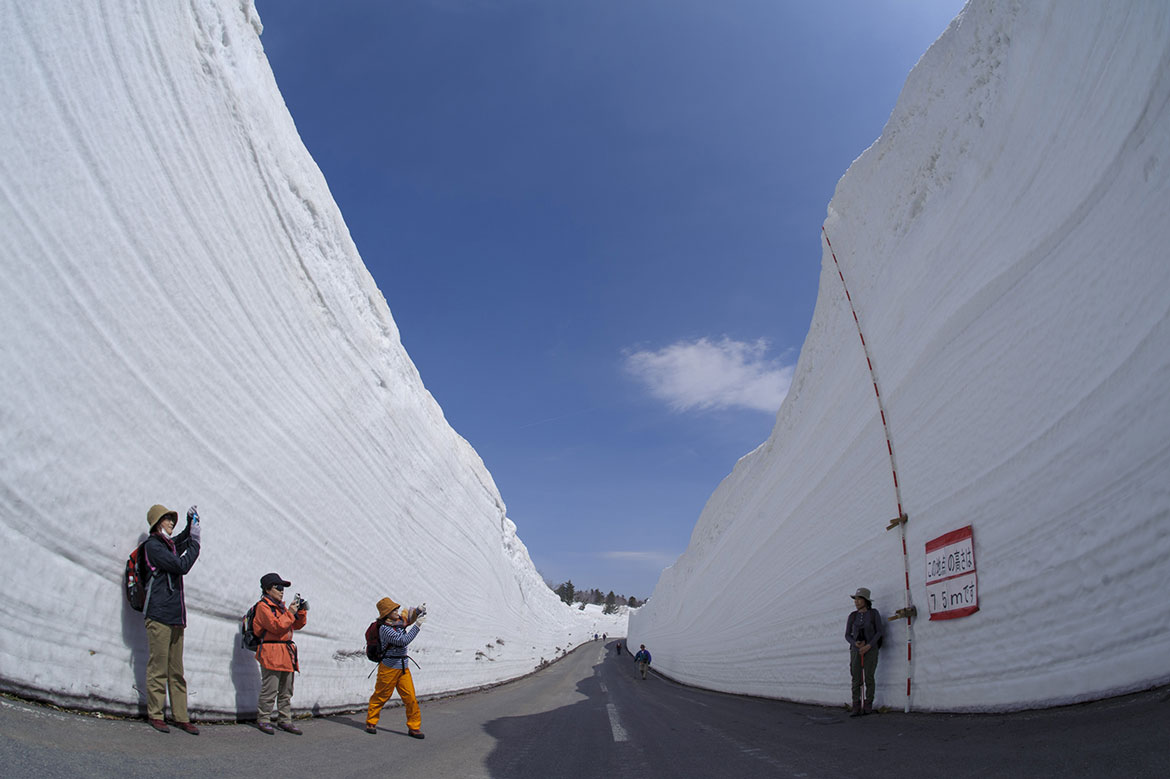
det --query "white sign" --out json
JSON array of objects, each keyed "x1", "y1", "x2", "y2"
[{"x1": 925, "y1": 525, "x2": 979, "y2": 620}]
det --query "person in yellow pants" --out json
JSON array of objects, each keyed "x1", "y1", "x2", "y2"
[{"x1": 366, "y1": 596, "x2": 426, "y2": 738}]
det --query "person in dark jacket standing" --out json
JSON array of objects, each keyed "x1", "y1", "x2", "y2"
[
  {"x1": 845, "y1": 587, "x2": 886, "y2": 717},
  {"x1": 251, "y1": 572, "x2": 308, "y2": 735},
  {"x1": 633, "y1": 645, "x2": 651, "y2": 679},
  {"x1": 142, "y1": 503, "x2": 201, "y2": 734}
]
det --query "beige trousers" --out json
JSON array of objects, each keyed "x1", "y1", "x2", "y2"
[
  {"x1": 144, "y1": 619, "x2": 188, "y2": 722},
  {"x1": 258, "y1": 667, "x2": 296, "y2": 724}
]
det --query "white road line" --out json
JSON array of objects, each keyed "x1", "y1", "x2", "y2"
[
  {"x1": 606, "y1": 703, "x2": 629, "y2": 742},
  {"x1": 600, "y1": 682, "x2": 608, "y2": 693}
]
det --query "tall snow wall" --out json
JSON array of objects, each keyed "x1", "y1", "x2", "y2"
[
  {"x1": 0, "y1": 1, "x2": 621, "y2": 717},
  {"x1": 630, "y1": 0, "x2": 1170, "y2": 712}
]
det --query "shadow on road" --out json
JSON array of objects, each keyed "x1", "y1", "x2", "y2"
[{"x1": 482, "y1": 646, "x2": 627, "y2": 779}]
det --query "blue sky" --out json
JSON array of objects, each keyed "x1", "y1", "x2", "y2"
[{"x1": 256, "y1": 0, "x2": 967, "y2": 599}]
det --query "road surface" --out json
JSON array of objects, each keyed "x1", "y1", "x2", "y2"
[{"x1": 2, "y1": 640, "x2": 1167, "y2": 778}]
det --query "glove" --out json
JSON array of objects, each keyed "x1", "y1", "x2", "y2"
[
  {"x1": 188, "y1": 515, "x2": 202, "y2": 542},
  {"x1": 187, "y1": 505, "x2": 200, "y2": 524},
  {"x1": 412, "y1": 613, "x2": 427, "y2": 626}
]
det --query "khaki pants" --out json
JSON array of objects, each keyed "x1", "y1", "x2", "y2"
[
  {"x1": 258, "y1": 667, "x2": 296, "y2": 724},
  {"x1": 145, "y1": 619, "x2": 188, "y2": 722},
  {"x1": 366, "y1": 665, "x2": 421, "y2": 730},
  {"x1": 637, "y1": 661, "x2": 649, "y2": 679}
]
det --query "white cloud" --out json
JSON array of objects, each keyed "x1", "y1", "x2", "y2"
[
  {"x1": 623, "y1": 337, "x2": 792, "y2": 413},
  {"x1": 602, "y1": 550, "x2": 680, "y2": 569}
]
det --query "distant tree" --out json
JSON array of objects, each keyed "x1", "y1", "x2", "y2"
[
  {"x1": 603, "y1": 591, "x2": 617, "y2": 614},
  {"x1": 554, "y1": 580, "x2": 576, "y2": 605},
  {"x1": 627, "y1": 596, "x2": 638, "y2": 608}
]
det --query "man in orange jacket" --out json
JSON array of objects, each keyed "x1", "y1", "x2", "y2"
[{"x1": 252, "y1": 572, "x2": 308, "y2": 734}]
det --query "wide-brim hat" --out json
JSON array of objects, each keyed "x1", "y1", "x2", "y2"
[
  {"x1": 147, "y1": 504, "x2": 178, "y2": 530},
  {"x1": 850, "y1": 587, "x2": 872, "y2": 602},
  {"x1": 261, "y1": 572, "x2": 291, "y2": 590},
  {"x1": 377, "y1": 597, "x2": 401, "y2": 620}
]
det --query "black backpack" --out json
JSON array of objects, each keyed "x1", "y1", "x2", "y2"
[
  {"x1": 123, "y1": 542, "x2": 150, "y2": 612},
  {"x1": 241, "y1": 603, "x2": 265, "y2": 651}
]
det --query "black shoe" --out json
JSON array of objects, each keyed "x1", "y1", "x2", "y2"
[
  {"x1": 277, "y1": 723, "x2": 303, "y2": 735},
  {"x1": 365, "y1": 725, "x2": 377, "y2": 735},
  {"x1": 408, "y1": 729, "x2": 425, "y2": 739},
  {"x1": 257, "y1": 721, "x2": 275, "y2": 735}
]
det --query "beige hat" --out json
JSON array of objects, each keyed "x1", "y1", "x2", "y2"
[
  {"x1": 851, "y1": 587, "x2": 872, "y2": 602},
  {"x1": 147, "y1": 504, "x2": 178, "y2": 530},
  {"x1": 377, "y1": 597, "x2": 401, "y2": 620}
]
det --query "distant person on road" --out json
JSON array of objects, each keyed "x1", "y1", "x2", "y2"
[
  {"x1": 142, "y1": 504, "x2": 201, "y2": 735},
  {"x1": 845, "y1": 587, "x2": 886, "y2": 717},
  {"x1": 251, "y1": 572, "x2": 308, "y2": 735},
  {"x1": 615, "y1": 642, "x2": 622, "y2": 655},
  {"x1": 633, "y1": 644, "x2": 652, "y2": 679},
  {"x1": 366, "y1": 597, "x2": 426, "y2": 739}
]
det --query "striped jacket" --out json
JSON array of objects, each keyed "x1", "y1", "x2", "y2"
[{"x1": 379, "y1": 621, "x2": 420, "y2": 670}]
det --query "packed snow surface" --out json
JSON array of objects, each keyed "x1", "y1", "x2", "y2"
[
  {"x1": 631, "y1": 0, "x2": 1170, "y2": 711},
  {"x1": 0, "y1": 1, "x2": 624, "y2": 716}
]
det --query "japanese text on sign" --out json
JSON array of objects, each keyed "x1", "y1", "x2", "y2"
[{"x1": 924, "y1": 525, "x2": 979, "y2": 620}]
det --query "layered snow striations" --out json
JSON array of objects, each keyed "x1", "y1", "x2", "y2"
[
  {"x1": 630, "y1": 0, "x2": 1170, "y2": 711},
  {"x1": 0, "y1": 1, "x2": 622, "y2": 716}
]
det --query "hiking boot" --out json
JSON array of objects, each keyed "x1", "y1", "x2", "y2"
[
  {"x1": 408, "y1": 728, "x2": 425, "y2": 739},
  {"x1": 365, "y1": 725, "x2": 377, "y2": 735},
  {"x1": 172, "y1": 721, "x2": 200, "y2": 735},
  {"x1": 862, "y1": 701, "x2": 873, "y2": 716},
  {"x1": 849, "y1": 702, "x2": 862, "y2": 718},
  {"x1": 148, "y1": 718, "x2": 170, "y2": 733},
  {"x1": 277, "y1": 723, "x2": 303, "y2": 735},
  {"x1": 257, "y1": 721, "x2": 275, "y2": 735}
]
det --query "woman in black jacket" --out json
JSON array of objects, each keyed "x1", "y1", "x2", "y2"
[{"x1": 142, "y1": 503, "x2": 201, "y2": 734}]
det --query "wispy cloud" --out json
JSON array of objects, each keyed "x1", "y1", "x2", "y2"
[
  {"x1": 602, "y1": 550, "x2": 681, "y2": 569},
  {"x1": 623, "y1": 337, "x2": 792, "y2": 413}
]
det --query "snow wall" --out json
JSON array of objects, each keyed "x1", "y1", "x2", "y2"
[
  {"x1": 629, "y1": 0, "x2": 1170, "y2": 712},
  {"x1": 0, "y1": 1, "x2": 624, "y2": 717}
]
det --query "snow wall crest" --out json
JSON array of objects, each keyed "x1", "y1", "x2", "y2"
[{"x1": 629, "y1": 0, "x2": 1170, "y2": 712}]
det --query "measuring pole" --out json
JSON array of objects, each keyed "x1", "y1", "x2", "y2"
[{"x1": 822, "y1": 226, "x2": 915, "y2": 713}]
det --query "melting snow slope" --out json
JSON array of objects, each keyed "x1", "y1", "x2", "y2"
[
  {"x1": 0, "y1": 0, "x2": 623, "y2": 716},
  {"x1": 630, "y1": 0, "x2": 1170, "y2": 711}
]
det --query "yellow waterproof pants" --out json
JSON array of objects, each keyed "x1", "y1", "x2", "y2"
[{"x1": 366, "y1": 664, "x2": 421, "y2": 730}]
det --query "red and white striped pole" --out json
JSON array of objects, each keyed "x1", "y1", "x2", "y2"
[{"x1": 822, "y1": 226, "x2": 915, "y2": 713}]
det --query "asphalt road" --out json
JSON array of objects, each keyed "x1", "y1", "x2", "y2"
[{"x1": 2, "y1": 640, "x2": 1168, "y2": 778}]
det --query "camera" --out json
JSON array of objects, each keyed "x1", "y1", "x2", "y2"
[{"x1": 291, "y1": 593, "x2": 309, "y2": 611}]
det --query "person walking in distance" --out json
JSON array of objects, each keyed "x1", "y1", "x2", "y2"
[
  {"x1": 142, "y1": 504, "x2": 201, "y2": 734},
  {"x1": 366, "y1": 597, "x2": 426, "y2": 738},
  {"x1": 251, "y1": 572, "x2": 308, "y2": 735},
  {"x1": 633, "y1": 644, "x2": 652, "y2": 679},
  {"x1": 845, "y1": 587, "x2": 886, "y2": 717}
]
